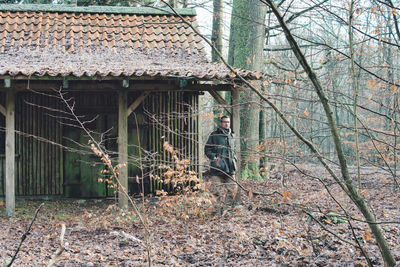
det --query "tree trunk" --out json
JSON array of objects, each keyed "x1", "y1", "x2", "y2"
[
  {"x1": 228, "y1": 0, "x2": 267, "y2": 177},
  {"x1": 211, "y1": 0, "x2": 223, "y2": 63}
]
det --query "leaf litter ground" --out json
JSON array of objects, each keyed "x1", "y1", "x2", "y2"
[{"x1": 1, "y1": 165, "x2": 399, "y2": 266}]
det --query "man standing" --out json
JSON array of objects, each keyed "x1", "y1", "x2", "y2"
[{"x1": 205, "y1": 115, "x2": 237, "y2": 212}]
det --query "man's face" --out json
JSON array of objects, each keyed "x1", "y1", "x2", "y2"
[{"x1": 220, "y1": 117, "x2": 231, "y2": 130}]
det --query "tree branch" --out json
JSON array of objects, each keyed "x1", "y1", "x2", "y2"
[
  {"x1": 47, "y1": 224, "x2": 66, "y2": 267},
  {"x1": 7, "y1": 203, "x2": 44, "y2": 267}
]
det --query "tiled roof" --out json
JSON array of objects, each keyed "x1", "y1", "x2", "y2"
[{"x1": 0, "y1": 4, "x2": 259, "y2": 81}]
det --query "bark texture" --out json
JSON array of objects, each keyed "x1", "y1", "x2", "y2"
[{"x1": 228, "y1": 0, "x2": 267, "y2": 174}]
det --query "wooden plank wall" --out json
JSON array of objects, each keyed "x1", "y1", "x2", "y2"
[
  {"x1": 0, "y1": 92, "x2": 4, "y2": 196},
  {"x1": 0, "y1": 90, "x2": 199, "y2": 197},
  {"x1": 145, "y1": 91, "x2": 199, "y2": 192},
  {"x1": 0, "y1": 156, "x2": 4, "y2": 196},
  {"x1": 14, "y1": 92, "x2": 64, "y2": 196}
]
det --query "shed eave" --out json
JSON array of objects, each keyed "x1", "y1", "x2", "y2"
[{"x1": 0, "y1": 74, "x2": 240, "y2": 83}]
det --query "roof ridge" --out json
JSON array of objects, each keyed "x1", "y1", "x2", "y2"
[{"x1": 0, "y1": 4, "x2": 196, "y2": 16}]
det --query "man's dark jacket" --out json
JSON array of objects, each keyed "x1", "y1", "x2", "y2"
[{"x1": 205, "y1": 127, "x2": 237, "y2": 176}]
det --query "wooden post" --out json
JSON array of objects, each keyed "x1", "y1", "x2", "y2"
[
  {"x1": 198, "y1": 95, "x2": 204, "y2": 181},
  {"x1": 231, "y1": 89, "x2": 241, "y2": 202},
  {"x1": 5, "y1": 89, "x2": 15, "y2": 217},
  {"x1": 118, "y1": 90, "x2": 128, "y2": 209}
]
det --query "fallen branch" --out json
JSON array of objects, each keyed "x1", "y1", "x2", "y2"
[
  {"x1": 7, "y1": 203, "x2": 44, "y2": 267},
  {"x1": 47, "y1": 224, "x2": 66, "y2": 267},
  {"x1": 110, "y1": 231, "x2": 143, "y2": 245}
]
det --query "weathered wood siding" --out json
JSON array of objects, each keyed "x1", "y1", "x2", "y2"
[
  {"x1": 15, "y1": 92, "x2": 63, "y2": 196},
  {"x1": 145, "y1": 91, "x2": 199, "y2": 192},
  {"x1": 0, "y1": 90, "x2": 199, "y2": 197},
  {"x1": 0, "y1": 92, "x2": 5, "y2": 196}
]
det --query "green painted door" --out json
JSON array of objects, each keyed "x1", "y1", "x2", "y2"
[{"x1": 64, "y1": 113, "x2": 117, "y2": 198}]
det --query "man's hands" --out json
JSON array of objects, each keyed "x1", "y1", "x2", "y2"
[{"x1": 214, "y1": 156, "x2": 221, "y2": 165}]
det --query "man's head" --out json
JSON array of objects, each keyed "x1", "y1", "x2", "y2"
[{"x1": 220, "y1": 115, "x2": 231, "y2": 130}]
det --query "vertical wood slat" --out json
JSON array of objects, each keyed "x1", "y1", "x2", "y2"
[
  {"x1": 189, "y1": 94, "x2": 193, "y2": 173},
  {"x1": 159, "y1": 92, "x2": 164, "y2": 191},
  {"x1": 45, "y1": 94, "x2": 49, "y2": 194},
  {"x1": 189, "y1": 94, "x2": 192, "y2": 173},
  {"x1": 21, "y1": 94, "x2": 26, "y2": 195},
  {"x1": 38, "y1": 94, "x2": 43, "y2": 195},
  {"x1": 195, "y1": 94, "x2": 199, "y2": 175},
  {"x1": 28, "y1": 94, "x2": 33, "y2": 195},
  {"x1": 182, "y1": 92, "x2": 187, "y2": 167},
  {"x1": 145, "y1": 92, "x2": 199, "y2": 193},
  {"x1": 164, "y1": 92, "x2": 167, "y2": 191},
  {"x1": 149, "y1": 96, "x2": 153, "y2": 193},
  {"x1": 57, "y1": 94, "x2": 61, "y2": 195},
  {"x1": 183, "y1": 93, "x2": 188, "y2": 170},
  {"x1": 161, "y1": 92, "x2": 166, "y2": 191},
  {"x1": 166, "y1": 92, "x2": 171, "y2": 192},
  {"x1": 15, "y1": 93, "x2": 20, "y2": 196},
  {"x1": 158, "y1": 92, "x2": 162, "y2": 191},
  {"x1": 12, "y1": 92, "x2": 63, "y2": 196},
  {"x1": 0, "y1": 157, "x2": 4, "y2": 196},
  {"x1": 17, "y1": 95, "x2": 22, "y2": 195},
  {"x1": 45, "y1": 93, "x2": 49, "y2": 195},
  {"x1": 47, "y1": 94, "x2": 52, "y2": 194},
  {"x1": 152, "y1": 94, "x2": 156, "y2": 192},
  {"x1": 191, "y1": 94, "x2": 195, "y2": 174},
  {"x1": 33, "y1": 93, "x2": 37, "y2": 195},
  {"x1": 58, "y1": 108, "x2": 63, "y2": 195},
  {"x1": 172, "y1": 92, "x2": 177, "y2": 193},
  {"x1": 155, "y1": 94, "x2": 159, "y2": 191}
]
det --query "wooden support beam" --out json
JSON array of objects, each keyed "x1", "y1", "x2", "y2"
[
  {"x1": 0, "y1": 104, "x2": 5, "y2": 116},
  {"x1": 127, "y1": 92, "x2": 149, "y2": 117},
  {"x1": 118, "y1": 90, "x2": 129, "y2": 209},
  {"x1": 209, "y1": 90, "x2": 232, "y2": 116},
  {"x1": 0, "y1": 80, "x2": 240, "y2": 92},
  {"x1": 5, "y1": 89, "x2": 15, "y2": 217},
  {"x1": 231, "y1": 89, "x2": 241, "y2": 203}
]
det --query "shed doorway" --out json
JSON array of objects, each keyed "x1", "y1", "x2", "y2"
[{"x1": 63, "y1": 92, "x2": 118, "y2": 198}]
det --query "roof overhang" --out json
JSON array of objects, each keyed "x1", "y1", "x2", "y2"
[
  {"x1": 0, "y1": 78, "x2": 244, "y2": 92},
  {"x1": 0, "y1": 4, "x2": 260, "y2": 84}
]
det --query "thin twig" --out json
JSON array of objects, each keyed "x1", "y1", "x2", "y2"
[{"x1": 7, "y1": 203, "x2": 44, "y2": 267}]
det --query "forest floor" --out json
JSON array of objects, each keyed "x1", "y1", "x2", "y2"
[{"x1": 1, "y1": 164, "x2": 400, "y2": 266}]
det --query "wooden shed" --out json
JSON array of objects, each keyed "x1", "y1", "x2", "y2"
[{"x1": 0, "y1": 4, "x2": 257, "y2": 215}]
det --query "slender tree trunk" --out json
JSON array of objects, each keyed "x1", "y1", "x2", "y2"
[
  {"x1": 211, "y1": 0, "x2": 228, "y2": 104},
  {"x1": 211, "y1": 0, "x2": 223, "y2": 63},
  {"x1": 348, "y1": 0, "x2": 361, "y2": 188}
]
